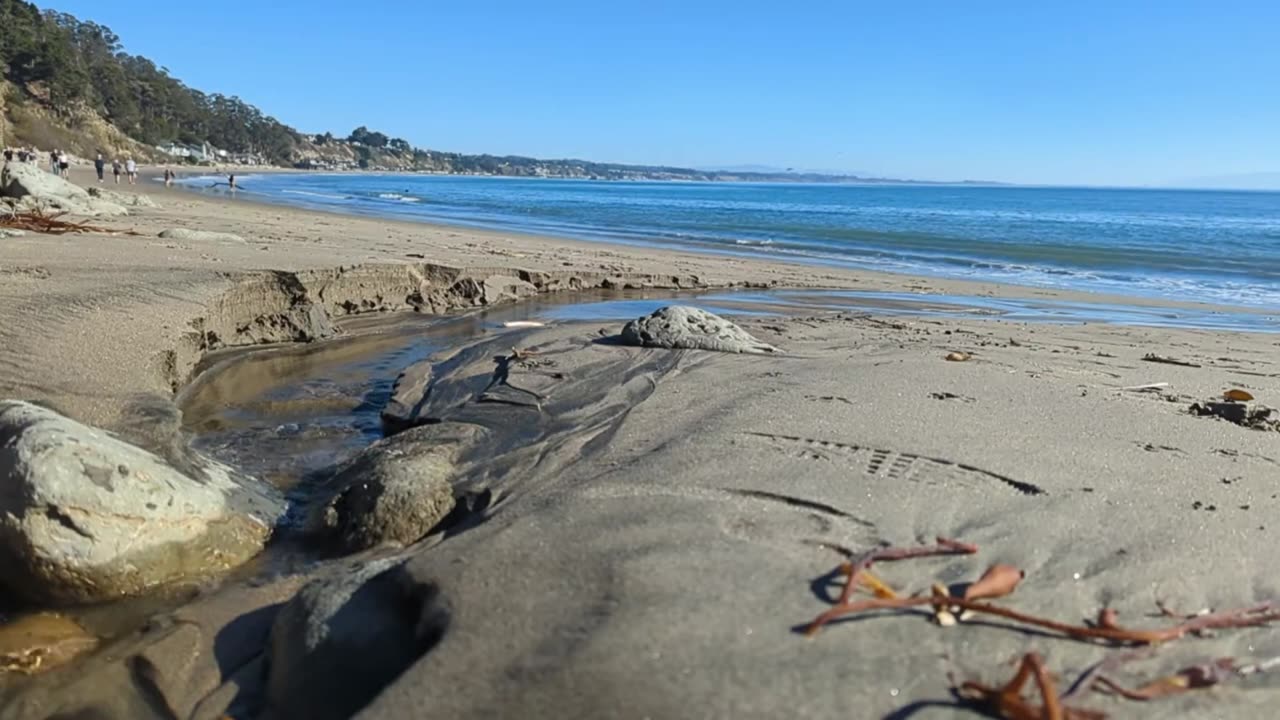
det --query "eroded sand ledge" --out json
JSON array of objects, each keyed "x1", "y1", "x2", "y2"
[{"x1": 3, "y1": 175, "x2": 1280, "y2": 718}]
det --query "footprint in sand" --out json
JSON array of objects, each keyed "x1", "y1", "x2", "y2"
[{"x1": 741, "y1": 432, "x2": 1046, "y2": 496}]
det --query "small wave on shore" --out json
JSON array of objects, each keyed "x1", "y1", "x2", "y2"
[{"x1": 377, "y1": 192, "x2": 422, "y2": 203}]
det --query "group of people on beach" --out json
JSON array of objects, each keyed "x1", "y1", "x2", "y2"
[
  {"x1": 2, "y1": 146, "x2": 42, "y2": 165},
  {"x1": 93, "y1": 154, "x2": 139, "y2": 185},
  {"x1": 5, "y1": 146, "x2": 207, "y2": 191},
  {"x1": 2, "y1": 146, "x2": 142, "y2": 185}
]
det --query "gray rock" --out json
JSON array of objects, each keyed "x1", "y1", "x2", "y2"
[
  {"x1": 0, "y1": 228, "x2": 26, "y2": 238},
  {"x1": 307, "y1": 425, "x2": 473, "y2": 552},
  {"x1": 265, "y1": 557, "x2": 447, "y2": 720},
  {"x1": 158, "y1": 228, "x2": 245, "y2": 243},
  {"x1": 620, "y1": 305, "x2": 780, "y2": 354},
  {"x1": 0, "y1": 400, "x2": 285, "y2": 604},
  {"x1": 380, "y1": 360, "x2": 434, "y2": 433},
  {"x1": 0, "y1": 161, "x2": 128, "y2": 217}
]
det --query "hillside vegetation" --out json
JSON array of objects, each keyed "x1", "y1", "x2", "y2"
[{"x1": 1, "y1": 0, "x2": 896, "y2": 182}]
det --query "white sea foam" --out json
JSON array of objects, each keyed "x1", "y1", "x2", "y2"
[{"x1": 376, "y1": 192, "x2": 422, "y2": 203}]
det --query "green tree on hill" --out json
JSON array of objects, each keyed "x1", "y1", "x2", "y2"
[
  {"x1": 0, "y1": 0, "x2": 298, "y2": 160},
  {"x1": 348, "y1": 125, "x2": 389, "y2": 148}
]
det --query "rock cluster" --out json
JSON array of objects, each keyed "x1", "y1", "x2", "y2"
[{"x1": 1, "y1": 161, "x2": 128, "y2": 216}]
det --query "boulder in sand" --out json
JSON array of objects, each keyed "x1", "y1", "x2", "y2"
[
  {"x1": 158, "y1": 227, "x2": 245, "y2": 243},
  {"x1": 0, "y1": 161, "x2": 128, "y2": 217},
  {"x1": 0, "y1": 400, "x2": 285, "y2": 604},
  {"x1": 307, "y1": 425, "x2": 476, "y2": 552},
  {"x1": 265, "y1": 557, "x2": 448, "y2": 720},
  {"x1": 620, "y1": 305, "x2": 780, "y2": 354}
]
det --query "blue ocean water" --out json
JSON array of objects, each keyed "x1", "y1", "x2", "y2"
[{"x1": 184, "y1": 174, "x2": 1280, "y2": 309}]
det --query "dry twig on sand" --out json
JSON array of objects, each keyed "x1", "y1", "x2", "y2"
[{"x1": 1140, "y1": 353, "x2": 1201, "y2": 368}]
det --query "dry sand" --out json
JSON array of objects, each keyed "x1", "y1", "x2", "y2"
[{"x1": 2, "y1": 166, "x2": 1279, "y2": 718}]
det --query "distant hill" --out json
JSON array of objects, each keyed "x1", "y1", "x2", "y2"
[{"x1": 0, "y1": 0, "x2": 972, "y2": 183}]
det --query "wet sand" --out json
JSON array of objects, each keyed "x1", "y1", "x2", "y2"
[{"x1": 2, "y1": 166, "x2": 1279, "y2": 718}]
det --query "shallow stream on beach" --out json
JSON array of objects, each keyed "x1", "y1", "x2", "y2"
[{"x1": 180, "y1": 286, "x2": 1280, "y2": 500}]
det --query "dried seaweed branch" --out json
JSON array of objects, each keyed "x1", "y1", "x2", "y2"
[
  {"x1": 806, "y1": 538, "x2": 1280, "y2": 717},
  {"x1": 809, "y1": 593, "x2": 1280, "y2": 645},
  {"x1": 804, "y1": 536, "x2": 977, "y2": 636},
  {"x1": 0, "y1": 206, "x2": 136, "y2": 235},
  {"x1": 955, "y1": 652, "x2": 1106, "y2": 720}
]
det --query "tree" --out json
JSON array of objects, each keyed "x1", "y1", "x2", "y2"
[
  {"x1": 348, "y1": 125, "x2": 388, "y2": 148},
  {"x1": 0, "y1": 0, "x2": 298, "y2": 161}
]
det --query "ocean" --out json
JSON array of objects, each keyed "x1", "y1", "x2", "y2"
[{"x1": 183, "y1": 174, "x2": 1280, "y2": 309}]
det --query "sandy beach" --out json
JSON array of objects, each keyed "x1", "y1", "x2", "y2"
[{"x1": 2, "y1": 166, "x2": 1279, "y2": 718}]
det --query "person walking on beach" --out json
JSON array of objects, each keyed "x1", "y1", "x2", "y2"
[
  {"x1": 94, "y1": 154, "x2": 106, "y2": 183},
  {"x1": 125, "y1": 157, "x2": 137, "y2": 185},
  {"x1": 228, "y1": 173, "x2": 236, "y2": 190},
  {"x1": 58, "y1": 151, "x2": 70, "y2": 178},
  {"x1": 112, "y1": 158, "x2": 122, "y2": 184},
  {"x1": 164, "y1": 168, "x2": 174, "y2": 187}
]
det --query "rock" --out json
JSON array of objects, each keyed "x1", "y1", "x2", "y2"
[
  {"x1": 1189, "y1": 400, "x2": 1279, "y2": 431},
  {"x1": 264, "y1": 557, "x2": 448, "y2": 720},
  {"x1": 620, "y1": 305, "x2": 780, "y2": 354},
  {"x1": 87, "y1": 186, "x2": 158, "y2": 208},
  {"x1": 307, "y1": 425, "x2": 474, "y2": 552},
  {"x1": 0, "y1": 228, "x2": 26, "y2": 238},
  {"x1": 158, "y1": 228, "x2": 245, "y2": 243},
  {"x1": 0, "y1": 401, "x2": 285, "y2": 604},
  {"x1": 380, "y1": 360, "x2": 434, "y2": 433},
  {"x1": 0, "y1": 162, "x2": 128, "y2": 217}
]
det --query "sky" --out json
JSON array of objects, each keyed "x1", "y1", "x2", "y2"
[{"x1": 43, "y1": 0, "x2": 1280, "y2": 186}]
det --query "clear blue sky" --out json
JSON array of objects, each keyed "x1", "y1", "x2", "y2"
[{"x1": 44, "y1": 0, "x2": 1280, "y2": 186}]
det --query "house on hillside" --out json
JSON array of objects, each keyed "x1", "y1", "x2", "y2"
[{"x1": 155, "y1": 141, "x2": 222, "y2": 162}]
